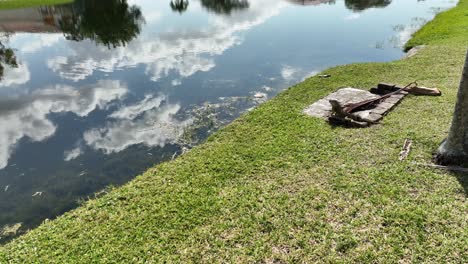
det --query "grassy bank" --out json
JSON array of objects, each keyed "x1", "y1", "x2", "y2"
[
  {"x1": 0, "y1": 0, "x2": 72, "y2": 10},
  {"x1": 1, "y1": 1, "x2": 467, "y2": 263}
]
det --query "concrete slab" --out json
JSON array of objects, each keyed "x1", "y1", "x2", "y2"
[
  {"x1": 303, "y1": 87, "x2": 407, "y2": 125},
  {"x1": 303, "y1": 88, "x2": 379, "y2": 118}
]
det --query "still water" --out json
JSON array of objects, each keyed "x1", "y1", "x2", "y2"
[{"x1": 0, "y1": 0, "x2": 456, "y2": 241}]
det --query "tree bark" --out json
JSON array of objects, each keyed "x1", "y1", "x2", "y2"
[{"x1": 435, "y1": 50, "x2": 468, "y2": 166}]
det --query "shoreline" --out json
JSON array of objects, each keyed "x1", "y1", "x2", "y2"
[
  {"x1": 2, "y1": 0, "x2": 467, "y2": 262},
  {"x1": 0, "y1": 0, "x2": 72, "y2": 9}
]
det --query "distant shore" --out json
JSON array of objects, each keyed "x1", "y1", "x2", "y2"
[{"x1": 0, "y1": 0, "x2": 72, "y2": 10}]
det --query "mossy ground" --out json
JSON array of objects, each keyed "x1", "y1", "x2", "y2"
[
  {"x1": 0, "y1": 0, "x2": 72, "y2": 10},
  {"x1": 1, "y1": 0, "x2": 467, "y2": 263}
]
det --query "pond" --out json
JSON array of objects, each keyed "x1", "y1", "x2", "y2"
[{"x1": 0, "y1": 0, "x2": 457, "y2": 242}]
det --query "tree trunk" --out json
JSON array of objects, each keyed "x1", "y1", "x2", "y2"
[{"x1": 435, "y1": 50, "x2": 468, "y2": 166}]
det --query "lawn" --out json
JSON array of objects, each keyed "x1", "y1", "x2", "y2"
[
  {"x1": 0, "y1": 0, "x2": 72, "y2": 10},
  {"x1": 1, "y1": 0, "x2": 467, "y2": 263}
]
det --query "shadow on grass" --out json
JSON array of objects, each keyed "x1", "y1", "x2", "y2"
[
  {"x1": 451, "y1": 171, "x2": 468, "y2": 196},
  {"x1": 432, "y1": 151, "x2": 468, "y2": 196}
]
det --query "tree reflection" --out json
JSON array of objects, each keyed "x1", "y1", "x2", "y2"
[
  {"x1": 170, "y1": 0, "x2": 249, "y2": 15},
  {"x1": 60, "y1": 0, "x2": 145, "y2": 48},
  {"x1": 285, "y1": 0, "x2": 336, "y2": 6},
  {"x1": 200, "y1": 0, "x2": 249, "y2": 14},
  {"x1": 345, "y1": 0, "x2": 391, "y2": 12},
  {"x1": 170, "y1": 0, "x2": 189, "y2": 14},
  {"x1": 0, "y1": 41, "x2": 18, "y2": 81}
]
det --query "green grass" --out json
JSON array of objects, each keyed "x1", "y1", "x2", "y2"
[
  {"x1": 405, "y1": 0, "x2": 468, "y2": 50},
  {"x1": 0, "y1": 0, "x2": 72, "y2": 10},
  {"x1": 1, "y1": 1, "x2": 468, "y2": 263}
]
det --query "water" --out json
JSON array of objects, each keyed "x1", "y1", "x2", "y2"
[{"x1": 0, "y1": 0, "x2": 456, "y2": 242}]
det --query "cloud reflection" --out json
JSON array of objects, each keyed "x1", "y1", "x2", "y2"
[
  {"x1": 0, "y1": 63, "x2": 30, "y2": 87},
  {"x1": 18, "y1": 34, "x2": 63, "y2": 54},
  {"x1": 0, "y1": 80, "x2": 127, "y2": 169},
  {"x1": 64, "y1": 146, "x2": 83, "y2": 161},
  {"x1": 83, "y1": 95, "x2": 193, "y2": 153}
]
